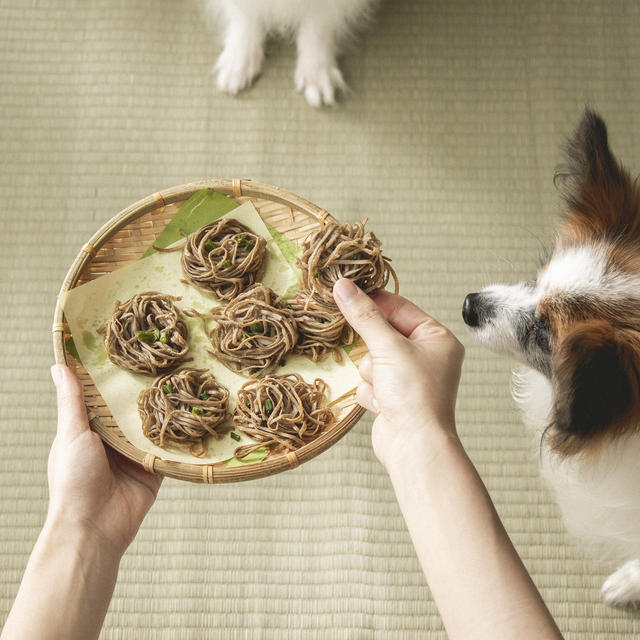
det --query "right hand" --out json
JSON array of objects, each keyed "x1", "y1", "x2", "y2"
[{"x1": 333, "y1": 279, "x2": 465, "y2": 468}]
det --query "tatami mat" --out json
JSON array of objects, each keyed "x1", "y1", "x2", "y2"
[{"x1": 2, "y1": 0, "x2": 640, "y2": 637}]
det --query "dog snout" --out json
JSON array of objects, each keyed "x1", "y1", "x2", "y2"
[{"x1": 462, "y1": 292, "x2": 491, "y2": 327}]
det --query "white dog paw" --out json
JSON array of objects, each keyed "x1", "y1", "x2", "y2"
[
  {"x1": 214, "y1": 41, "x2": 264, "y2": 95},
  {"x1": 294, "y1": 60, "x2": 347, "y2": 107},
  {"x1": 602, "y1": 560, "x2": 640, "y2": 607}
]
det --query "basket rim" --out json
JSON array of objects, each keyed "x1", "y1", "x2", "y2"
[{"x1": 52, "y1": 179, "x2": 365, "y2": 484}]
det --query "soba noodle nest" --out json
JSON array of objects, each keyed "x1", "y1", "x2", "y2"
[
  {"x1": 181, "y1": 218, "x2": 267, "y2": 299},
  {"x1": 289, "y1": 290, "x2": 354, "y2": 362},
  {"x1": 138, "y1": 368, "x2": 230, "y2": 456},
  {"x1": 206, "y1": 283, "x2": 298, "y2": 377},
  {"x1": 233, "y1": 373, "x2": 335, "y2": 457},
  {"x1": 99, "y1": 291, "x2": 190, "y2": 375},
  {"x1": 296, "y1": 219, "x2": 399, "y2": 305}
]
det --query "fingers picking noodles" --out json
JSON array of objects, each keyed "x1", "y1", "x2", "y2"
[
  {"x1": 290, "y1": 290, "x2": 354, "y2": 362},
  {"x1": 296, "y1": 220, "x2": 399, "y2": 305}
]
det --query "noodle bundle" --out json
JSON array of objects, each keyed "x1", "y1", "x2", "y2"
[
  {"x1": 99, "y1": 291, "x2": 189, "y2": 375},
  {"x1": 181, "y1": 218, "x2": 267, "y2": 299},
  {"x1": 206, "y1": 283, "x2": 298, "y2": 377},
  {"x1": 296, "y1": 219, "x2": 399, "y2": 305},
  {"x1": 233, "y1": 373, "x2": 335, "y2": 456},
  {"x1": 289, "y1": 290, "x2": 354, "y2": 362},
  {"x1": 138, "y1": 368, "x2": 230, "y2": 455}
]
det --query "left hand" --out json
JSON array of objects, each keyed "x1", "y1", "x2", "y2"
[{"x1": 47, "y1": 365, "x2": 162, "y2": 558}]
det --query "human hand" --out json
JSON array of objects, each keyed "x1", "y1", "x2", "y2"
[
  {"x1": 333, "y1": 279, "x2": 465, "y2": 468},
  {"x1": 47, "y1": 365, "x2": 162, "y2": 558}
]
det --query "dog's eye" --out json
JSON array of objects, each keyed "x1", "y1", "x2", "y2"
[{"x1": 534, "y1": 317, "x2": 550, "y2": 352}]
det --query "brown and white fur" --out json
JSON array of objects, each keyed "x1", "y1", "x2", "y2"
[
  {"x1": 463, "y1": 109, "x2": 640, "y2": 607},
  {"x1": 203, "y1": 0, "x2": 378, "y2": 107}
]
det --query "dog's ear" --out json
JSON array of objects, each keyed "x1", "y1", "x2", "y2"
[
  {"x1": 551, "y1": 320, "x2": 640, "y2": 453},
  {"x1": 555, "y1": 108, "x2": 640, "y2": 242}
]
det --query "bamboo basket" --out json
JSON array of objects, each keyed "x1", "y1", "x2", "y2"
[{"x1": 52, "y1": 179, "x2": 367, "y2": 484}]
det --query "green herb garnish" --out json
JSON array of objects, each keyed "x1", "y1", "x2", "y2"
[
  {"x1": 161, "y1": 383, "x2": 173, "y2": 395},
  {"x1": 245, "y1": 241, "x2": 254, "y2": 249},
  {"x1": 204, "y1": 240, "x2": 217, "y2": 251},
  {"x1": 192, "y1": 406, "x2": 204, "y2": 415},
  {"x1": 249, "y1": 322, "x2": 262, "y2": 334},
  {"x1": 264, "y1": 398, "x2": 274, "y2": 414},
  {"x1": 314, "y1": 269, "x2": 323, "y2": 278},
  {"x1": 137, "y1": 329, "x2": 160, "y2": 342},
  {"x1": 159, "y1": 331, "x2": 169, "y2": 344},
  {"x1": 349, "y1": 253, "x2": 360, "y2": 260},
  {"x1": 230, "y1": 432, "x2": 241, "y2": 441},
  {"x1": 236, "y1": 235, "x2": 245, "y2": 245},
  {"x1": 222, "y1": 259, "x2": 232, "y2": 268},
  {"x1": 199, "y1": 392, "x2": 210, "y2": 401}
]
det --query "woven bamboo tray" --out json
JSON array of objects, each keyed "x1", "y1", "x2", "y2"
[{"x1": 52, "y1": 179, "x2": 367, "y2": 484}]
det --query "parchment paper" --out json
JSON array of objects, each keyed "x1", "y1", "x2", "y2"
[{"x1": 59, "y1": 200, "x2": 361, "y2": 464}]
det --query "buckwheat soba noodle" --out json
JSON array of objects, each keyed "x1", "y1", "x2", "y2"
[
  {"x1": 233, "y1": 373, "x2": 335, "y2": 458},
  {"x1": 290, "y1": 290, "x2": 354, "y2": 362},
  {"x1": 98, "y1": 291, "x2": 190, "y2": 375},
  {"x1": 138, "y1": 368, "x2": 230, "y2": 456},
  {"x1": 181, "y1": 218, "x2": 267, "y2": 300},
  {"x1": 202, "y1": 283, "x2": 298, "y2": 377},
  {"x1": 296, "y1": 219, "x2": 399, "y2": 305}
]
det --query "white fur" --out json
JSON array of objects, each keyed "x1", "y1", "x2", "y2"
[
  {"x1": 467, "y1": 283, "x2": 538, "y2": 359},
  {"x1": 602, "y1": 560, "x2": 640, "y2": 607},
  {"x1": 513, "y1": 366, "x2": 640, "y2": 605},
  {"x1": 204, "y1": 0, "x2": 376, "y2": 106},
  {"x1": 472, "y1": 245, "x2": 640, "y2": 366},
  {"x1": 540, "y1": 244, "x2": 640, "y2": 302}
]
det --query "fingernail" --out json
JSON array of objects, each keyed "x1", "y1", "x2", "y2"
[
  {"x1": 372, "y1": 397, "x2": 380, "y2": 413},
  {"x1": 333, "y1": 278, "x2": 359, "y2": 303},
  {"x1": 50, "y1": 364, "x2": 64, "y2": 386}
]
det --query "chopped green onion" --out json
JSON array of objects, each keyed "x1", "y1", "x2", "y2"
[
  {"x1": 236, "y1": 235, "x2": 245, "y2": 245},
  {"x1": 314, "y1": 269, "x2": 323, "y2": 278},
  {"x1": 222, "y1": 259, "x2": 232, "y2": 268},
  {"x1": 159, "y1": 331, "x2": 169, "y2": 344},
  {"x1": 264, "y1": 398, "x2": 274, "y2": 414},
  {"x1": 199, "y1": 392, "x2": 210, "y2": 401},
  {"x1": 161, "y1": 383, "x2": 173, "y2": 394},
  {"x1": 204, "y1": 240, "x2": 217, "y2": 251},
  {"x1": 349, "y1": 253, "x2": 360, "y2": 260},
  {"x1": 242, "y1": 332, "x2": 250, "y2": 340},
  {"x1": 192, "y1": 406, "x2": 204, "y2": 415},
  {"x1": 245, "y1": 241, "x2": 254, "y2": 249},
  {"x1": 137, "y1": 330, "x2": 157, "y2": 342},
  {"x1": 250, "y1": 322, "x2": 262, "y2": 334},
  {"x1": 230, "y1": 432, "x2": 241, "y2": 441},
  {"x1": 245, "y1": 400, "x2": 251, "y2": 408}
]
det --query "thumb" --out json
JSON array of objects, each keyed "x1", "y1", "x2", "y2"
[
  {"x1": 333, "y1": 279, "x2": 401, "y2": 353},
  {"x1": 50, "y1": 364, "x2": 90, "y2": 441}
]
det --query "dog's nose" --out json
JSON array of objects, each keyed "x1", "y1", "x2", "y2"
[{"x1": 462, "y1": 293, "x2": 481, "y2": 327}]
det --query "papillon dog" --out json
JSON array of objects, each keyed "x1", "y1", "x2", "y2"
[
  {"x1": 203, "y1": 0, "x2": 378, "y2": 107},
  {"x1": 463, "y1": 109, "x2": 640, "y2": 607}
]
